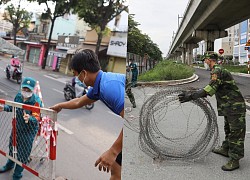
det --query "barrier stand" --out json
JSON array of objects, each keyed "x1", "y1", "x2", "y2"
[{"x1": 0, "y1": 99, "x2": 57, "y2": 180}]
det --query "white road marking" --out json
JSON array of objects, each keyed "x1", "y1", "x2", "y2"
[
  {"x1": 53, "y1": 88, "x2": 64, "y2": 94},
  {"x1": 43, "y1": 74, "x2": 69, "y2": 84},
  {"x1": 57, "y1": 123, "x2": 74, "y2": 135},
  {"x1": 43, "y1": 74, "x2": 57, "y2": 80},
  {"x1": 0, "y1": 88, "x2": 7, "y2": 95}
]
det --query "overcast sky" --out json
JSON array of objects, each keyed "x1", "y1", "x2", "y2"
[{"x1": 129, "y1": 0, "x2": 188, "y2": 56}]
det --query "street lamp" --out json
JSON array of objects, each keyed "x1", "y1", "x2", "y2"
[{"x1": 178, "y1": 14, "x2": 183, "y2": 28}]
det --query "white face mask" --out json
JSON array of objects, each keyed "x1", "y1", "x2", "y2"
[
  {"x1": 21, "y1": 90, "x2": 33, "y2": 98},
  {"x1": 78, "y1": 71, "x2": 87, "y2": 85},
  {"x1": 204, "y1": 63, "x2": 211, "y2": 71}
]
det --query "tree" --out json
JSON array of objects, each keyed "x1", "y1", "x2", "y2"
[
  {"x1": 128, "y1": 15, "x2": 162, "y2": 61},
  {"x1": 0, "y1": 0, "x2": 10, "y2": 5},
  {"x1": 73, "y1": 0, "x2": 128, "y2": 54},
  {"x1": 28, "y1": 0, "x2": 74, "y2": 69},
  {"x1": 3, "y1": 3, "x2": 32, "y2": 45}
]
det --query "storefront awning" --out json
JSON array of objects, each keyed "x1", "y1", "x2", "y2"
[
  {"x1": 67, "y1": 44, "x2": 107, "y2": 54},
  {"x1": 0, "y1": 37, "x2": 25, "y2": 56}
]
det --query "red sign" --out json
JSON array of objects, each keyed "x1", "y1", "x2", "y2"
[{"x1": 218, "y1": 49, "x2": 224, "y2": 54}]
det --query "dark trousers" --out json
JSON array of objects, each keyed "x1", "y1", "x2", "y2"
[{"x1": 222, "y1": 113, "x2": 246, "y2": 160}]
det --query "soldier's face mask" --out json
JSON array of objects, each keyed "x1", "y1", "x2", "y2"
[{"x1": 204, "y1": 59, "x2": 211, "y2": 71}]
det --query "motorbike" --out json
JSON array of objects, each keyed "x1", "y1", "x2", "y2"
[
  {"x1": 63, "y1": 81, "x2": 94, "y2": 110},
  {"x1": 5, "y1": 62, "x2": 22, "y2": 84}
]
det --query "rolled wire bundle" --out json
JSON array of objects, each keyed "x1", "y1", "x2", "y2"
[{"x1": 139, "y1": 87, "x2": 219, "y2": 162}]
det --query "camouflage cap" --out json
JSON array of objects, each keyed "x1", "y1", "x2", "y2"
[{"x1": 204, "y1": 51, "x2": 218, "y2": 61}]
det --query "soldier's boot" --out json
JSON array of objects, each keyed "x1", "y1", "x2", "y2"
[
  {"x1": 0, "y1": 159, "x2": 15, "y2": 173},
  {"x1": 12, "y1": 164, "x2": 24, "y2": 180},
  {"x1": 132, "y1": 102, "x2": 136, "y2": 108},
  {"x1": 221, "y1": 159, "x2": 239, "y2": 171},
  {"x1": 212, "y1": 147, "x2": 229, "y2": 157}
]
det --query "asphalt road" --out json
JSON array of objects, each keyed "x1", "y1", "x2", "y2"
[
  {"x1": 0, "y1": 57, "x2": 123, "y2": 180},
  {"x1": 123, "y1": 67, "x2": 250, "y2": 180}
]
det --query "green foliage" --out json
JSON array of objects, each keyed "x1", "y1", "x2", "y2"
[
  {"x1": 3, "y1": 3, "x2": 32, "y2": 45},
  {"x1": 28, "y1": 0, "x2": 74, "y2": 68},
  {"x1": 0, "y1": 0, "x2": 10, "y2": 5},
  {"x1": 3, "y1": 4, "x2": 32, "y2": 29},
  {"x1": 73, "y1": 0, "x2": 128, "y2": 54},
  {"x1": 74, "y1": 0, "x2": 127, "y2": 29},
  {"x1": 138, "y1": 60, "x2": 194, "y2": 81},
  {"x1": 223, "y1": 65, "x2": 249, "y2": 74},
  {"x1": 128, "y1": 15, "x2": 162, "y2": 62},
  {"x1": 28, "y1": 0, "x2": 73, "y2": 20}
]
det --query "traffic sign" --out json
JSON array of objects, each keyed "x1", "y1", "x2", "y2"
[
  {"x1": 218, "y1": 49, "x2": 224, "y2": 54},
  {"x1": 246, "y1": 41, "x2": 250, "y2": 46}
]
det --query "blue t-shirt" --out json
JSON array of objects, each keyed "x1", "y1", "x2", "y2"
[{"x1": 87, "y1": 70, "x2": 125, "y2": 115}]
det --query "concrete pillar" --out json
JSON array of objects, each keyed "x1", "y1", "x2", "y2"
[
  {"x1": 174, "y1": 49, "x2": 181, "y2": 62},
  {"x1": 182, "y1": 49, "x2": 186, "y2": 64},
  {"x1": 186, "y1": 43, "x2": 198, "y2": 65},
  {"x1": 192, "y1": 30, "x2": 228, "y2": 52}
]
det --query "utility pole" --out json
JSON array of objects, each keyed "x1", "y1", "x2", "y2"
[{"x1": 178, "y1": 14, "x2": 183, "y2": 28}]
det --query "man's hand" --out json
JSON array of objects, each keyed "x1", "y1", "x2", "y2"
[
  {"x1": 49, "y1": 104, "x2": 62, "y2": 113},
  {"x1": 0, "y1": 105, "x2": 4, "y2": 112},
  {"x1": 23, "y1": 111, "x2": 30, "y2": 123},
  {"x1": 94, "y1": 148, "x2": 118, "y2": 173},
  {"x1": 178, "y1": 92, "x2": 192, "y2": 103}
]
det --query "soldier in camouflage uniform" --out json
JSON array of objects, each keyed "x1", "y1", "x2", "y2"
[
  {"x1": 178, "y1": 52, "x2": 246, "y2": 171},
  {"x1": 126, "y1": 78, "x2": 136, "y2": 108}
]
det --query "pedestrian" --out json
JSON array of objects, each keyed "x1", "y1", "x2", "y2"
[
  {"x1": 126, "y1": 78, "x2": 136, "y2": 108},
  {"x1": 0, "y1": 77, "x2": 43, "y2": 179},
  {"x1": 50, "y1": 49, "x2": 125, "y2": 180},
  {"x1": 178, "y1": 51, "x2": 246, "y2": 171},
  {"x1": 129, "y1": 59, "x2": 138, "y2": 87}
]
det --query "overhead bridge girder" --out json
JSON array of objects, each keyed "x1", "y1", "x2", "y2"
[{"x1": 192, "y1": 30, "x2": 228, "y2": 51}]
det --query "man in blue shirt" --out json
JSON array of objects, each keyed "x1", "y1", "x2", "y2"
[{"x1": 50, "y1": 49, "x2": 125, "y2": 180}]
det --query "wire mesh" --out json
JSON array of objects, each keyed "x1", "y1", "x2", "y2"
[
  {"x1": 0, "y1": 100, "x2": 57, "y2": 180},
  {"x1": 125, "y1": 86, "x2": 219, "y2": 162}
]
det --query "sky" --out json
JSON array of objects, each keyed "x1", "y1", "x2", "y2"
[{"x1": 129, "y1": 0, "x2": 188, "y2": 57}]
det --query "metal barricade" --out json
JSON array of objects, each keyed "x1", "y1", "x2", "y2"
[{"x1": 0, "y1": 99, "x2": 57, "y2": 180}]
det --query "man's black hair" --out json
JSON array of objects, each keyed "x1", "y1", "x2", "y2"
[{"x1": 70, "y1": 49, "x2": 101, "y2": 73}]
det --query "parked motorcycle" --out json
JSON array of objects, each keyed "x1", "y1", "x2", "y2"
[
  {"x1": 63, "y1": 81, "x2": 94, "y2": 110},
  {"x1": 5, "y1": 60, "x2": 22, "y2": 84}
]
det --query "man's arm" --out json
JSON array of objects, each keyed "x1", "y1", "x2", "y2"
[
  {"x1": 50, "y1": 94, "x2": 96, "y2": 112},
  {"x1": 95, "y1": 109, "x2": 124, "y2": 172},
  {"x1": 108, "y1": 109, "x2": 123, "y2": 154}
]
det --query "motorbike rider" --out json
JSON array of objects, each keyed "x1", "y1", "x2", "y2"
[
  {"x1": 72, "y1": 76, "x2": 88, "y2": 98},
  {"x1": 10, "y1": 55, "x2": 21, "y2": 75}
]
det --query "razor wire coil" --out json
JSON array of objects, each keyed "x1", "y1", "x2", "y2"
[{"x1": 127, "y1": 86, "x2": 219, "y2": 162}]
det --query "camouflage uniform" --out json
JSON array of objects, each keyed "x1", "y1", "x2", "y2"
[
  {"x1": 204, "y1": 64, "x2": 246, "y2": 160},
  {"x1": 129, "y1": 62, "x2": 138, "y2": 87},
  {"x1": 126, "y1": 78, "x2": 136, "y2": 108}
]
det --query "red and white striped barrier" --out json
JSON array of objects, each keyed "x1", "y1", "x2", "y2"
[
  {"x1": 34, "y1": 81, "x2": 44, "y2": 107},
  {"x1": 0, "y1": 99, "x2": 57, "y2": 180}
]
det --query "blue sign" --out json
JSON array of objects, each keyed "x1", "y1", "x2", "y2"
[{"x1": 240, "y1": 20, "x2": 248, "y2": 44}]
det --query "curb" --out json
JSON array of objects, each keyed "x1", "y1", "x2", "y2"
[
  {"x1": 194, "y1": 66, "x2": 250, "y2": 78},
  {"x1": 137, "y1": 74, "x2": 199, "y2": 86},
  {"x1": 231, "y1": 72, "x2": 250, "y2": 78}
]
